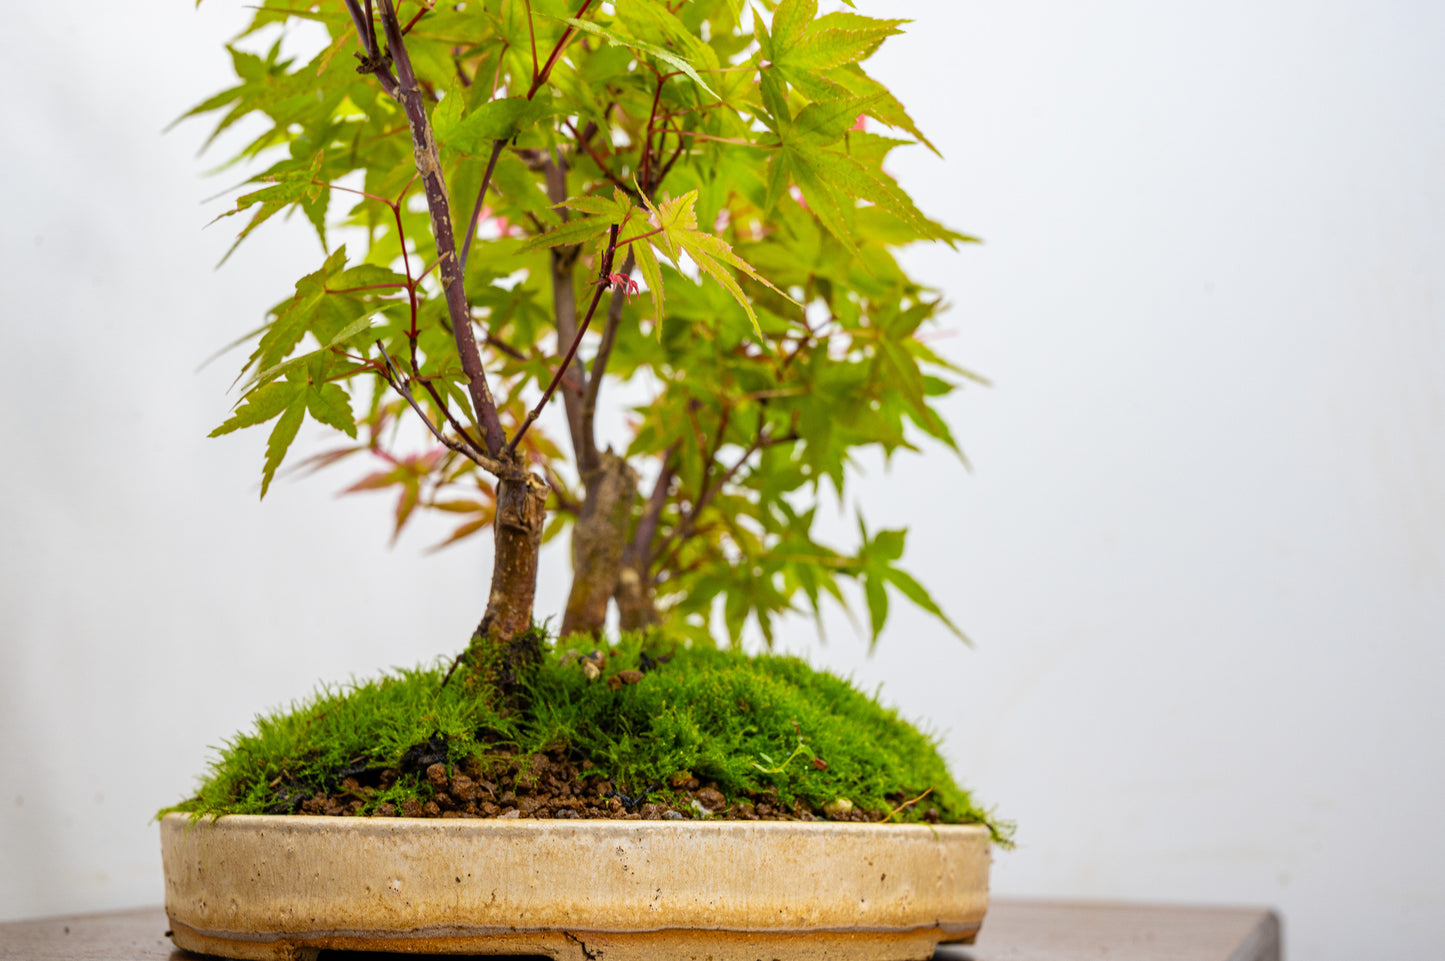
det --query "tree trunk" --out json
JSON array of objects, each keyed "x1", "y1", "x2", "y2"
[
  {"x1": 560, "y1": 450, "x2": 637, "y2": 637},
  {"x1": 470, "y1": 457, "x2": 549, "y2": 687}
]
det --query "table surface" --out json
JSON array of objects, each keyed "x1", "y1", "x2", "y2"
[{"x1": 0, "y1": 900, "x2": 1281, "y2": 961}]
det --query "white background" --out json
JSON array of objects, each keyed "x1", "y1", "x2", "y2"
[{"x1": 2, "y1": 2, "x2": 1443, "y2": 959}]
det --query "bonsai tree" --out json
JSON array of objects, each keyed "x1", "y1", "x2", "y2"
[
  {"x1": 194, "y1": 0, "x2": 971, "y2": 672},
  {"x1": 179, "y1": 0, "x2": 1005, "y2": 830}
]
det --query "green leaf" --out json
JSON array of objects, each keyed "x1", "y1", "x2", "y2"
[
  {"x1": 517, "y1": 215, "x2": 612, "y2": 252},
  {"x1": 792, "y1": 94, "x2": 883, "y2": 146},
  {"x1": 632, "y1": 239, "x2": 667, "y2": 327},
  {"x1": 807, "y1": 148, "x2": 941, "y2": 240},
  {"x1": 863, "y1": 572, "x2": 888, "y2": 645},
  {"x1": 210, "y1": 381, "x2": 299, "y2": 438},
  {"x1": 830, "y1": 64, "x2": 940, "y2": 155},
  {"x1": 305, "y1": 381, "x2": 356, "y2": 437},
  {"x1": 564, "y1": 18, "x2": 718, "y2": 100},
  {"x1": 561, "y1": 195, "x2": 625, "y2": 218},
  {"x1": 780, "y1": 152, "x2": 857, "y2": 253},
  {"x1": 261, "y1": 402, "x2": 305, "y2": 498},
  {"x1": 322, "y1": 315, "x2": 376, "y2": 350},
  {"x1": 757, "y1": 64, "x2": 792, "y2": 127},
  {"x1": 434, "y1": 96, "x2": 556, "y2": 154},
  {"x1": 211, "y1": 151, "x2": 325, "y2": 264},
  {"x1": 883, "y1": 567, "x2": 970, "y2": 644},
  {"x1": 249, "y1": 246, "x2": 351, "y2": 383},
  {"x1": 777, "y1": 12, "x2": 905, "y2": 72},
  {"x1": 639, "y1": 190, "x2": 796, "y2": 338},
  {"x1": 869, "y1": 527, "x2": 905, "y2": 563},
  {"x1": 771, "y1": 0, "x2": 817, "y2": 54}
]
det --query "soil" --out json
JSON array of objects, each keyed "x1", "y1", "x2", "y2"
[{"x1": 287, "y1": 745, "x2": 940, "y2": 824}]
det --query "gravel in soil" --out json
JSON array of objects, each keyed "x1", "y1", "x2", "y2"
[{"x1": 296, "y1": 746, "x2": 939, "y2": 823}]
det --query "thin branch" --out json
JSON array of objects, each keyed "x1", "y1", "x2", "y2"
[
  {"x1": 364, "y1": 0, "x2": 380, "y2": 53},
  {"x1": 701, "y1": 403, "x2": 734, "y2": 492},
  {"x1": 374, "y1": 0, "x2": 508, "y2": 457},
  {"x1": 401, "y1": 2, "x2": 431, "y2": 34},
  {"x1": 651, "y1": 423, "x2": 773, "y2": 579},
  {"x1": 484, "y1": 332, "x2": 530, "y2": 362},
  {"x1": 640, "y1": 73, "x2": 667, "y2": 191},
  {"x1": 526, "y1": 0, "x2": 596, "y2": 99},
  {"x1": 418, "y1": 376, "x2": 487, "y2": 455},
  {"x1": 540, "y1": 152, "x2": 594, "y2": 474},
  {"x1": 457, "y1": 0, "x2": 599, "y2": 299},
  {"x1": 524, "y1": 0, "x2": 539, "y2": 82},
  {"x1": 344, "y1": 0, "x2": 398, "y2": 96},
  {"x1": 683, "y1": 400, "x2": 710, "y2": 480},
  {"x1": 459, "y1": 139, "x2": 505, "y2": 275},
  {"x1": 343, "y1": 0, "x2": 371, "y2": 50},
  {"x1": 390, "y1": 185, "x2": 415, "y2": 307},
  {"x1": 564, "y1": 119, "x2": 639, "y2": 199},
  {"x1": 375, "y1": 342, "x2": 507, "y2": 475},
  {"x1": 541, "y1": 462, "x2": 581, "y2": 515},
  {"x1": 631, "y1": 447, "x2": 676, "y2": 565},
  {"x1": 507, "y1": 224, "x2": 620, "y2": 453},
  {"x1": 580, "y1": 249, "x2": 635, "y2": 453},
  {"x1": 655, "y1": 120, "x2": 688, "y2": 186}
]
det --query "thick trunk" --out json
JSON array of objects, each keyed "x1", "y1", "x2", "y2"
[
  {"x1": 471, "y1": 459, "x2": 549, "y2": 686},
  {"x1": 560, "y1": 450, "x2": 637, "y2": 637}
]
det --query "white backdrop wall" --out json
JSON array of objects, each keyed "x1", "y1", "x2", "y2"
[{"x1": 2, "y1": 3, "x2": 1442, "y2": 959}]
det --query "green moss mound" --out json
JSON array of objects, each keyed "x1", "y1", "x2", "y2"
[{"x1": 163, "y1": 634, "x2": 1010, "y2": 844}]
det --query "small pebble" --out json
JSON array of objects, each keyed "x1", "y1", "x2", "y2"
[
  {"x1": 449, "y1": 774, "x2": 477, "y2": 801},
  {"x1": 695, "y1": 787, "x2": 726, "y2": 811}
]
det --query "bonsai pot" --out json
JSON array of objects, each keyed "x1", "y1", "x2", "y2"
[{"x1": 161, "y1": 812, "x2": 990, "y2": 960}]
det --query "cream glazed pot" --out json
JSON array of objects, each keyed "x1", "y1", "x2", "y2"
[{"x1": 160, "y1": 812, "x2": 991, "y2": 961}]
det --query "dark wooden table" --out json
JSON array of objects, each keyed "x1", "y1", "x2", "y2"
[{"x1": 0, "y1": 901, "x2": 1281, "y2": 961}]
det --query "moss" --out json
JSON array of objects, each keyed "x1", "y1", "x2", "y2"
[{"x1": 161, "y1": 633, "x2": 1012, "y2": 845}]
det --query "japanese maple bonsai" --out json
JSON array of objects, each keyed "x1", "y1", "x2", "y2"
[{"x1": 176, "y1": 0, "x2": 999, "y2": 827}]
